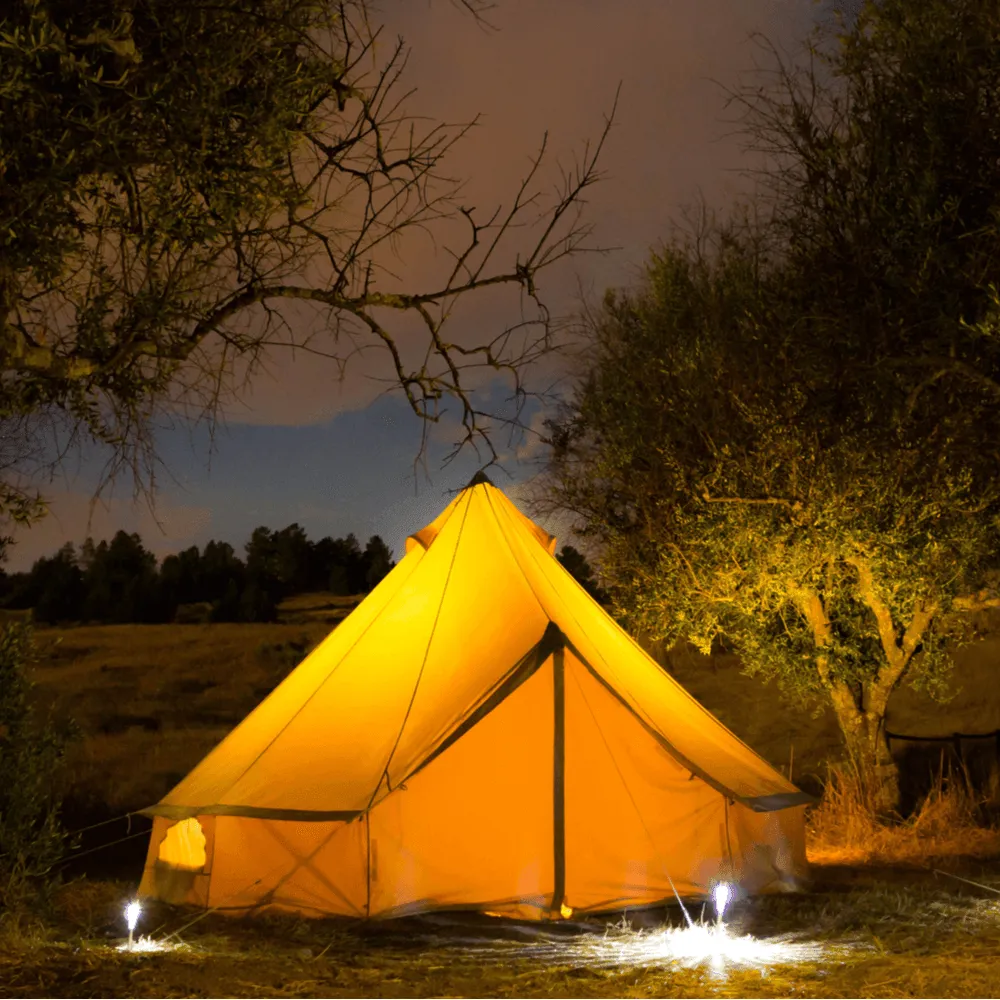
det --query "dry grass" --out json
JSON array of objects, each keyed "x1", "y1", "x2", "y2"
[
  {"x1": 808, "y1": 761, "x2": 1000, "y2": 865},
  {"x1": 5, "y1": 868, "x2": 1000, "y2": 997},
  {"x1": 30, "y1": 611, "x2": 336, "y2": 813}
]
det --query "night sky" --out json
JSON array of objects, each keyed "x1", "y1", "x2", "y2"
[{"x1": 8, "y1": 0, "x2": 847, "y2": 571}]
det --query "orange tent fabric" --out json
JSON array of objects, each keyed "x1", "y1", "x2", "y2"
[{"x1": 138, "y1": 475, "x2": 809, "y2": 919}]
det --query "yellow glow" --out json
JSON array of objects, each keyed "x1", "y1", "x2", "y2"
[
  {"x1": 560, "y1": 903, "x2": 574, "y2": 919},
  {"x1": 157, "y1": 817, "x2": 207, "y2": 870}
]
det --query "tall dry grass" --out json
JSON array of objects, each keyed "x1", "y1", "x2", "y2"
[{"x1": 808, "y1": 758, "x2": 1000, "y2": 864}]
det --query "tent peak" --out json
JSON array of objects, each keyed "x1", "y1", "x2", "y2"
[{"x1": 466, "y1": 470, "x2": 495, "y2": 489}]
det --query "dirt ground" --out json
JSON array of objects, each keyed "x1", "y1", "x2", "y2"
[{"x1": 3, "y1": 860, "x2": 1000, "y2": 998}]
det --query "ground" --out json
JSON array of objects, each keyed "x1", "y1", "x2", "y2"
[
  {"x1": 5, "y1": 594, "x2": 1000, "y2": 997},
  {"x1": 5, "y1": 862, "x2": 1000, "y2": 998}
]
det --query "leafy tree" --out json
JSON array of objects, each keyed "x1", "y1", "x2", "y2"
[
  {"x1": 238, "y1": 578, "x2": 278, "y2": 623},
  {"x1": 200, "y1": 540, "x2": 245, "y2": 604},
  {"x1": 213, "y1": 577, "x2": 243, "y2": 623},
  {"x1": 340, "y1": 533, "x2": 366, "y2": 594},
  {"x1": 242, "y1": 526, "x2": 285, "y2": 620},
  {"x1": 30, "y1": 543, "x2": 85, "y2": 624},
  {"x1": 272, "y1": 524, "x2": 312, "y2": 595},
  {"x1": 328, "y1": 561, "x2": 350, "y2": 597},
  {"x1": 556, "y1": 544, "x2": 607, "y2": 605},
  {"x1": 545, "y1": 218, "x2": 1000, "y2": 812},
  {"x1": 0, "y1": 0, "x2": 613, "y2": 524},
  {"x1": 0, "y1": 623, "x2": 71, "y2": 908},
  {"x1": 159, "y1": 545, "x2": 203, "y2": 607},
  {"x1": 81, "y1": 530, "x2": 164, "y2": 622},
  {"x1": 308, "y1": 535, "x2": 339, "y2": 591},
  {"x1": 731, "y1": 0, "x2": 1000, "y2": 422},
  {"x1": 363, "y1": 534, "x2": 394, "y2": 590}
]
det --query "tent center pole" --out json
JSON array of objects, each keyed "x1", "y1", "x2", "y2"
[{"x1": 552, "y1": 645, "x2": 566, "y2": 917}]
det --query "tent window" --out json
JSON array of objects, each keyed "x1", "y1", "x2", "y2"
[{"x1": 157, "y1": 817, "x2": 207, "y2": 870}]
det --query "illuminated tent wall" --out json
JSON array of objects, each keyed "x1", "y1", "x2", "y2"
[{"x1": 138, "y1": 474, "x2": 810, "y2": 920}]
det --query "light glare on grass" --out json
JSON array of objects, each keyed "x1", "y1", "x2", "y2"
[
  {"x1": 601, "y1": 922, "x2": 823, "y2": 975},
  {"x1": 429, "y1": 917, "x2": 827, "y2": 977},
  {"x1": 116, "y1": 936, "x2": 181, "y2": 955}
]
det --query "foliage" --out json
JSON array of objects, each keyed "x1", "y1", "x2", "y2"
[
  {"x1": 0, "y1": 623, "x2": 71, "y2": 909},
  {"x1": 546, "y1": 0, "x2": 1000, "y2": 811},
  {"x1": 0, "y1": 523, "x2": 397, "y2": 623},
  {"x1": 556, "y1": 544, "x2": 607, "y2": 604},
  {"x1": 82, "y1": 531, "x2": 164, "y2": 623},
  {"x1": 0, "y1": 0, "x2": 613, "y2": 525},
  {"x1": 16, "y1": 543, "x2": 84, "y2": 624},
  {"x1": 734, "y1": 0, "x2": 1000, "y2": 425},
  {"x1": 363, "y1": 534, "x2": 394, "y2": 590},
  {"x1": 545, "y1": 218, "x2": 1000, "y2": 809}
]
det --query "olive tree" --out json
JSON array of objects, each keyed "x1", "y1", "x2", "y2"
[
  {"x1": 546, "y1": 0, "x2": 1000, "y2": 813},
  {"x1": 544, "y1": 220, "x2": 1000, "y2": 812}
]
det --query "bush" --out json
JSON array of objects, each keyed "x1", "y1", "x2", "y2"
[{"x1": 0, "y1": 624, "x2": 73, "y2": 911}]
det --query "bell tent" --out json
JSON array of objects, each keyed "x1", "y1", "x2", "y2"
[{"x1": 139, "y1": 475, "x2": 809, "y2": 920}]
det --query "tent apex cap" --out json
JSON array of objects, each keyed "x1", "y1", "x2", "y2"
[{"x1": 466, "y1": 470, "x2": 495, "y2": 488}]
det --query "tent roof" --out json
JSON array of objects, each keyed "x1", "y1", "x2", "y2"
[{"x1": 146, "y1": 481, "x2": 808, "y2": 821}]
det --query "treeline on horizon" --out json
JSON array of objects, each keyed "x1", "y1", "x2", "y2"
[
  {"x1": 0, "y1": 524, "x2": 396, "y2": 625},
  {"x1": 0, "y1": 524, "x2": 606, "y2": 626}
]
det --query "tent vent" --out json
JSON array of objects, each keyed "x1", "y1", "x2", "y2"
[{"x1": 466, "y1": 470, "x2": 494, "y2": 488}]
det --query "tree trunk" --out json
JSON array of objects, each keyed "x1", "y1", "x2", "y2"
[
  {"x1": 793, "y1": 572, "x2": 930, "y2": 816},
  {"x1": 829, "y1": 693, "x2": 900, "y2": 814}
]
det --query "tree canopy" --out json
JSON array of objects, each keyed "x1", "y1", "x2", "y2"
[
  {"x1": 0, "y1": 524, "x2": 396, "y2": 624},
  {"x1": 545, "y1": 0, "x2": 1000, "y2": 810}
]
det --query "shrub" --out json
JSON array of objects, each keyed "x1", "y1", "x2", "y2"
[{"x1": 0, "y1": 623, "x2": 73, "y2": 911}]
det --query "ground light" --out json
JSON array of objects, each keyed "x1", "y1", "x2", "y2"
[
  {"x1": 124, "y1": 901, "x2": 141, "y2": 951},
  {"x1": 598, "y1": 921, "x2": 825, "y2": 976},
  {"x1": 713, "y1": 882, "x2": 732, "y2": 923},
  {"x1": 116, "y1": 901, "x2": 184, "y2": 955}
]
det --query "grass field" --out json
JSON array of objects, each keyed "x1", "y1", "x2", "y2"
[{"x1": 8, "y1": 593, "x2": 1000, "y2": 997}]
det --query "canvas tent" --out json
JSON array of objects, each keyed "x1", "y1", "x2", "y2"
[{"x1": 139, "y1": 475, "x2": 809, "y2": 920}]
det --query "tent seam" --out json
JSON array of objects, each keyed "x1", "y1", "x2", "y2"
[
  {"x1": 386, "y1": 626, "x2": 560, "y2": 793},
  {"x1": 483, "y1": 488, "x2": 550, "y2": 620},
  {"x1": 367, "y1": 490, "x2": 474, "y2": 808},
  {"x1": 567, "y1": 654, "x2": 702, "y2": 893}
]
